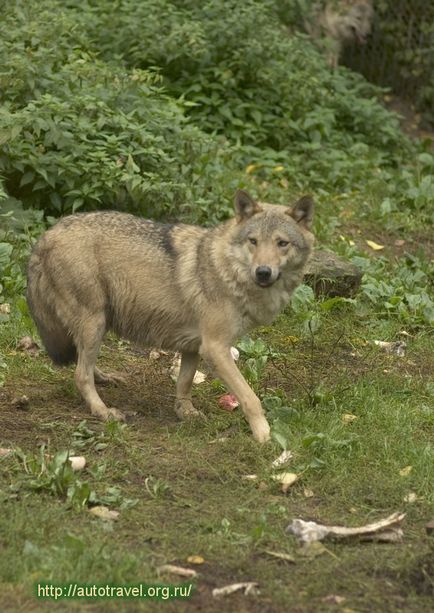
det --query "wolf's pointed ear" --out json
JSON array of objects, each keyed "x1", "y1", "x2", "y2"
[
  {"x1": 287, "y1": 195, "x2": 314, "y2": 229},
  {"x1": 234, "y1": 190, "x2": 262, "y2": 222}
]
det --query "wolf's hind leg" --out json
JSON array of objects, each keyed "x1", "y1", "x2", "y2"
[
  {"x1": 94, "y1": 367, "x2": 127, "y2": 386},
  {"x1": 74, "y1": 316, "x2": 125, "y2": 421},
  {"x1": 174, "y1": 351, "x2": 204, "y2": 419}
]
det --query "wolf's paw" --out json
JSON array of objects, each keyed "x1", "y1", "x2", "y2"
[
  {"x1": 91, "y1": 405, "x2": 126, "y2": 422},
  {"x1": 94, "y1": 368, "x2": 127, "y2": 386},
  {"x1": 105, "y1": 407, "x2": 127, "y2": 422},
  {"x1": 175, "y1": 399, "x2": 205, "y2": 420},
  {"x1": 250, "y1": 417, "x2": 271, "y2": 444}
]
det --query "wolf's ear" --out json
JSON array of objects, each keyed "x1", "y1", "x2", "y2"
[
  {"x1": 287, "y1": 195, "x2": 314, "y2": 229},
  {"x1": 234, "y1": 190, "x2": 262, "y2": 222}
]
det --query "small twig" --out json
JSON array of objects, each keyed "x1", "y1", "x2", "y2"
[
  {"x1": 308, "y1": 318, "x2": 316, "y2": 402},
  {"x1": 322, "y1": 329, "x2": 346, "y2": 368}
]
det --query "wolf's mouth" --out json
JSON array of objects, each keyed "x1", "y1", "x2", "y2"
[{"x1": 256, "y1": 272, "x2": 281, "y2": 288}]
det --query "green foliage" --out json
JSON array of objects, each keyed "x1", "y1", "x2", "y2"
[
  {"x1": 11, "y1": 447, "x2": 96, "y2": 508},
  {"x1": 238, "y1": 336, "x2": 280, "y2": 388},
  {"x1": 144, "y1": 476, "x2": 171, "y2": 499},
  {"x1": 0, "y1": 354, "x2": 7, "y2": 387},
  {"x1": 0, "y1": 0, "x2": 238, "y2": 221},
  {"x1": 1, "y1": 0, "x2": 430, "y2": 221},
  {"x1": 274, "y1": 1, "x2": 434, "y2": 127},
  {"x1": 71, "y1": 419, "x2": 127, "y2": 452},
  {"x1": 6, "y1": 444, "x2": 136, "y2": 510},
  {"x1": 80, "y1": 0, "x2": 411, "y2": 188},
  {"x1": 354, "y1": 253, "x2": 434, "y2": 327},
  {"x1": 0, "y1": 201, "x2": 45, "y2": 313},
  {"x1": 291, "y1": 252, "x2": 434, "y2": 330},
  {"x1": 379, "y1": 152, "x2": 434, "y2": 223}
]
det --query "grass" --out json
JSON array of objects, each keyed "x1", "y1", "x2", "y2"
[
  {"x1": 0, "y1": 262, "x2": 433, "y2": 611},
  {"x1": 0, "y1": 161, "x2": 433, "y2": 612}
]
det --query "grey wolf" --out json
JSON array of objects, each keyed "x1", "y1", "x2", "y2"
[
  {"x1": 27, "y1": 190, "x2": 314, "y2": 443},
  {"x1": 307, "y1": 0, "x2": 373, "y2": 68}
]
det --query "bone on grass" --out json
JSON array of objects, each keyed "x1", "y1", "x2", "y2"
[
  {"x1": 287, "y1": 512, "x2": 406, "y2": 543},
  {"x1": 212, "y1": 582, "x2": 259, "y2": 598}
]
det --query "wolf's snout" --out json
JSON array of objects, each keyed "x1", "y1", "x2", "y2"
[{"x1": 255, "y1": 266, "x2": 272, "y2": 286}]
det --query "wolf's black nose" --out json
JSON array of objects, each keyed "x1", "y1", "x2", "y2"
[{"x1": 255, "y1": 266, "x2": 272, "y2": 283}]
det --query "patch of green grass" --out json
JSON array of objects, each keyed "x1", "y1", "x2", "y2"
[{"x1": 1, "y1": 286, "x2": 433, "y2": 610}]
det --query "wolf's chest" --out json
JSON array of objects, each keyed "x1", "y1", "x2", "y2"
[{"x1": 242, "y1": 286, "x2": 292, "y2": 329}]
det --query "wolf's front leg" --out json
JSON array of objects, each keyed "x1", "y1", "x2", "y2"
[{"x1": 200, "y1": 340, "x2": 270, "y2": 443}]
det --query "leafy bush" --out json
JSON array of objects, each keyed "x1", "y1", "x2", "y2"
[
  {"x1": 0, "y1": 0, "x2": 428, "y2": 223},
  {"x1": 0, "y1": 201, "x2": 46, "y2": 311},
  {"x1": 59, "y1": 0, "x2": 426, "y2": 215},
  {"x1": 81, "y1": 0, "x2": 410, "y2": 155},
  {"x1": 0, "y1": 1, "x2": 239, "y2": 221},
  {"x1": 380, "y1": 152, "x2": 434, "y2": 223}
]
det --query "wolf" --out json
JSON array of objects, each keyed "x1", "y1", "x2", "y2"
[
  {"x1": 307, "y1": 0, "x2": 374, "y2": 69},
  {"x1": 27, "y1": 190, "x2": 314, "y2": 443}
]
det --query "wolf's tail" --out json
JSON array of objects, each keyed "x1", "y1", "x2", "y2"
[{"x1": 26, "y1": 259, "x2": 77, "y2": 366}]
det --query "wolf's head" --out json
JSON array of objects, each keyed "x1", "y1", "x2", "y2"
[{"x1": 231, "y1": 190, "x2": 314, "y2": 289}]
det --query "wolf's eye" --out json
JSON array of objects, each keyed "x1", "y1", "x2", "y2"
[
  {"x1": 278, "y1": 240, "x2": 289, "y2": 248},
  {"x1": 249, "y1": 237, "x2": 257, "y2": 246}
]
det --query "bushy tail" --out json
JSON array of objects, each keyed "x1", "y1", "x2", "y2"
[
  {"x1": 34, "y1": 316, "x2": 77, "y2": 365},
  {"x1": 26, "y1": 279, "x2": 77, "y2": 366}
]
